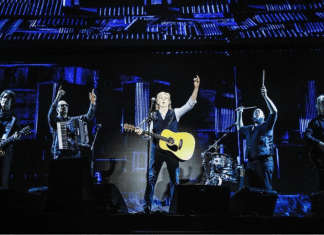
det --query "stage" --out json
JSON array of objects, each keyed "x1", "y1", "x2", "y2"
[
  {"x1": 0, "y1": 186, "x2": 323, "y2": 234},
  {"x1": 0, "y1": 210, "x2": 323, "y2": 233}
]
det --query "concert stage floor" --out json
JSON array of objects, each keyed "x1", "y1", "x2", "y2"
[{"x1": 0, "y1": 210, "x2": 323, "y2": 234}]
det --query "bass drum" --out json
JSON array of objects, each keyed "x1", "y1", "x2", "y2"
[
  {"x1": 205, "y1": 174, "x2": 222, "y2": 186},
  {"x1": 220, "y1": 167, "x2": 238, "y2": 183}
]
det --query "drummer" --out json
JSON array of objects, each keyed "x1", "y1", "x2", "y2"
[{"x1": 236, "y1": 84, "x2": 277, "y2": 190}]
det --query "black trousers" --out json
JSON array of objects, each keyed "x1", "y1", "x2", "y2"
[
  {"x1": 315, "y1": 168, "x2": 324, "y2": 192},
  {"x1": 246, "y1": 156, "x2": 274, "y2": 190},
  {"x1": 143, "y1": 143, "x2": 180, "y2": 208},
  {"x1": 0, "y1": 146, "x2": 13, "y2": 189}
]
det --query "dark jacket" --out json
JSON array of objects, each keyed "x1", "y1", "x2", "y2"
[
  {"x1": 152, "y1": 109, "x2": 178, "y2": 146},
  {"x1": 239, "y1": 113, "x2": 277, "y2": 160},
  {"x1": 305, "y1": 116, "x2": 324, "y2": 146},
  {"x1": 48, "y1": 100, "x2": 96, "y2": 158}
]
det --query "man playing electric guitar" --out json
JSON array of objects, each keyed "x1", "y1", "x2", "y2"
[
  {"x1": 135, "y1": 75, "x2": 200, "y2": 213},
  {"x1": 0, "y1": 90, "x2": 21, "y2": 189},
  {"x1": 305, "y1": 94, "x2": 324, "y2": 192}
]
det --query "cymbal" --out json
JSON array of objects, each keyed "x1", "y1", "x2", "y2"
[
  {"x1": 214, "y1": 144, "x2": 226, "y2": 148},
  {"x1": 212, "y1": 153, "x2": 232, "y2": 157}
]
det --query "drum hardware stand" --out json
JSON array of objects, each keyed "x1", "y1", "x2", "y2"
[
  {"x1": 202, "y1": 123, "x2": 235, "y2": 156},
  {"x1": 91, "y1": 123, "x2": 101, "y2": 179},
  {"x1": 201, "y1": 125, "x2": 234, "y2": 185}
]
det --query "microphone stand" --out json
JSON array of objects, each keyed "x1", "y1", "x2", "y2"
[
  {"x1": 91, "y1": 124, "x2": 101, "y2": 179},
  {"x1": 139, "y1": 110, "x2": 154, "y2": 183}
]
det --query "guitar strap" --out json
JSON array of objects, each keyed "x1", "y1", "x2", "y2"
[{"x1": 2, "y1": 116, "x2": 16, "y2": 140}]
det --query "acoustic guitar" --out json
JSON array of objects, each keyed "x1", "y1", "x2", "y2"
[
  {"x1": 123, "y1": 123, "x2": 195, "y2": 161},
  {"x1": 0, "y1": 126, "x2": 31, "y2": 157}
]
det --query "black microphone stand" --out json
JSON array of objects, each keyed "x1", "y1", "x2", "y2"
[
  {"x1": 91, "y1": 124, "x2": 101, "y2": 179},
  {"x1": 139, "y1": 109, "x2": 154, "y2": 183}
]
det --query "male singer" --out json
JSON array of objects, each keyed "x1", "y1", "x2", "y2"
[
  {"x1": 135, "y1": 75, "x2": 200, "y2": 213},
  {"x1": 48, "y1": 86, "x2": 96, "y2": 159},
  {"x1": 236, "y1": 85, "x2": 277, "y2": 190}
]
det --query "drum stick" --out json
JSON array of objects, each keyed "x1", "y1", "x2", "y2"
[
  {"x1": 262, "y1": 70, "x2": 265, "y2": 87},
  {"x1": 235, "y1": 106, "x2": 257, "y2": 111},
  {"x1": 243, "y1": 106, "x2": 257, "y2": 110}
]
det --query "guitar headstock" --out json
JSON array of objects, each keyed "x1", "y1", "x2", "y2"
[
  {"x1": 123, "y1": 123, "x2": 136, "y2": 132},
  {"x1": 19, "y1": 126, "x2": 31, "y2": 136}
]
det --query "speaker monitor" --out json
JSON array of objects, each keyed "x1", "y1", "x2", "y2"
[
  {"x1": 94, "y1": 183, "x2": 128, "y2": 214},
  {"x1": 170, "y1": 185, "x2": 231, "y2": 215},
  {"x1": 230, "y1": 187, "x2": 278, "y2": 216},
  {"x1": 310, "y1": 191, "x2": 324, "y2": 217},
  {"x1": 48, "y1": 157, "x2": 95, "y2": 213},
  {"x1": 0, "y1": 189, "x2": 47, "y2": 212}
]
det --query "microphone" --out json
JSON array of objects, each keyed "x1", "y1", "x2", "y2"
[
  {"x1": 149, "y1": 97, "x2": 156, "y2": 113},
  {"x1": 97, "y1": 124, "x2": 102, "y2": 129}
]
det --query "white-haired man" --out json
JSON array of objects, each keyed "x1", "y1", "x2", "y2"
[{"x1": 136, "y1": 75, "x2": 200, "y2": 213}]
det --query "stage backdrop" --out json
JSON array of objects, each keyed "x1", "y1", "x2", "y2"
[{"x1": 1, "y1": 50, "x2": 322, "y2": 213}]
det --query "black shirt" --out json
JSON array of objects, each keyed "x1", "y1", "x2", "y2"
[
  {"x1": 305, "y1": 115, "x2": 324, "y2": 146},
  {"x1": 239, "y1": 113, "x2": 277, "y2": 160}
]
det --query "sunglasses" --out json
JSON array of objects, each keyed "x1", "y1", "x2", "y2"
[{"x1": 58, "y1": 104, "x2": 69, "y2": 107}]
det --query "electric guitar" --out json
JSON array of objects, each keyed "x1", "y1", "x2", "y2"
[
  {"x1": 0, "y1": 126, "x2": 31, "y2": 157},
  {"x1": 309, "y1": 143, "x2": 324, "y2": 169},
  {"x1": 123, "y1": 124, "x2": 195, "y2": 161}
]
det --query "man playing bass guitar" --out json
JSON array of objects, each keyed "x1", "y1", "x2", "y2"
[
  {"x1": 135, "y1": 75, "x2": 200, "y2": 213},
  {"x1": 305, "y1": 94, "x2": 324, "y2": 192}
]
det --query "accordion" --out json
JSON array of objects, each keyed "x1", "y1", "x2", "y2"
[{"x1": 57, "y1": 119, "x2": 90, "y2": 150}]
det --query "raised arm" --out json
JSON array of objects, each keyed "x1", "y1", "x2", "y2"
[
  {"x1": 236, "y1": 106, "x2": 244, "y2": 130},
  {"x1": 82, "y1": 89, "x2": 96, "y2": 122},
  {"x1": 175, "y1": 75, "x2": 200, "y2": 121},
  {"x1": 48, "y1": 86, "x2": 65, "y2": 129},
  {"x1": 191, "y1": 75, "x2": 200, "y2": 101},
  {"x1": 262, "y1": 86, "x2": 277, "y2": 114}
]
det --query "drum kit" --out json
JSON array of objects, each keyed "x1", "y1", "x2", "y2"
[{"x1": 202, "y1": 133, "x2": 244, "y2": 187}]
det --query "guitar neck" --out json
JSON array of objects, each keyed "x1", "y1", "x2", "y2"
[
  {"x1": 0, "y1": 136, "x2": 15, "y2": 148},
  {"x1": 142, "y1": 130, "x2": 169, "y2": 142}
]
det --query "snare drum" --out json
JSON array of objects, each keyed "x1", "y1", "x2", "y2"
[{"x1": 211, "y1": 155, "x2": 228, "y2": 167}]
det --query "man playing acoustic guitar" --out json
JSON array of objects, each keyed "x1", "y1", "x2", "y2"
[
  {"x1": 135, "y1": 75, "x2": 200, "y2": 213},
  {"x1": 305, "y1": 94, "x2": 324, "y2": 192}
]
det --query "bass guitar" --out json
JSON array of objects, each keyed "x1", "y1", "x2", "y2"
[
  {"x1": 123, "y1": 124, "x2": 195, "y2": 161},
  {"x1": 309, "y1": 143, "x2": 324, "y2": 169},
  {"x1": 0, "y1": 126, "x2": 31, "y2": 157}
]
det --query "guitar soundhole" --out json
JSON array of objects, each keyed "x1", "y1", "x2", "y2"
[{"x1": 167, "y1": 144, "x2": 178, "y2": 152}]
